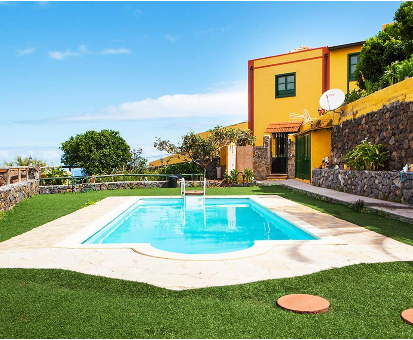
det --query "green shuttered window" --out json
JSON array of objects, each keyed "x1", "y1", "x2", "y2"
[
  {"x1": 348, "y1": 53, "x2": 360, "y2": 81},
  {"x1": 275, "y1": 72, "x2": 296, "y2": 98}
]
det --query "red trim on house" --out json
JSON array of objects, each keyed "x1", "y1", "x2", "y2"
[
  {"x1": 248, "y1": 60, "x2": 254, "y2": 133},
  {"x1": 248, "y1": 47, "x2": 325, "y2": 63},
  {"x1": 253, "y1": 55, "x2": 323, "y2": 70},
  {"x1": 320, "y1": 47, "x2": 330, "y2": 94}
]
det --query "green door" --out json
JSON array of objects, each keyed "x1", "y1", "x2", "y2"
[{"x1": 295, "y1": 133, "x2": 311, "y2": 180}]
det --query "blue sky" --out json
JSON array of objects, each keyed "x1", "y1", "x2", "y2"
[{"x1": 0, "y1": 1, "x2": 403, "y2": 165}]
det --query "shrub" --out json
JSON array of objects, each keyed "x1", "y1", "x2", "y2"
[
  {"x1": 242, "y1": 168, "x2": 254, "y2": 183},
  {"x1": 223, "y1": 169, "x2": 240, "y2": 185},
  {"x1": 353, "y1": 199, "x2": 365, "y2": 213},
  {"x1": 343, "y1": 139, "x2": 389, "y2": 171},
  {"x1": 380, "y1": 55, "x2": 413, "y2": 87},
  {"x1": 44, "y1": 166, "x2": 70, "y2": 185},
  {"x1": 344, "y1": 89, "x2": 365, "y2": 104}
]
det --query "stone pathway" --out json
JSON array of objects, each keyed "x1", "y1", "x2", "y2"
[
  {"x1": 1, "y1": 195, "x2": 413, "y2": 290},
  {"x1": 259, "y1": 179, "x2": 413, "y2": 223}
]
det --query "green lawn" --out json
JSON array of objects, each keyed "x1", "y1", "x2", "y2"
[
  {"x1": 1, "y1": 185, "x2": 412, "y2": 246},
  {"x1": 1, "y1": 262, "x2": 413, "y2": 338},
  {"x1": 1, "y1": 185, "x2": 413, "y2": 338}
]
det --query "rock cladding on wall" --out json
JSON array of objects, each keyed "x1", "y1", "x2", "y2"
[
  {"x1": 312, "y1": 169, "x2": 413, "y2": 205},
  {"x1": 331, "y1": 101, "x2": 413, "y2": 170},
  {"x1": 39, "y1": 180, "x2": 223, "y2": 194},
  {"x1": 0, "y1": 180, "x2": 39, "y2": 212},
  {"x1": 287, "y1": 139, "x2": 296, "y2": 179},
  {"x1": 253, "y1": 135, "x2": 271, "y2": 181}
]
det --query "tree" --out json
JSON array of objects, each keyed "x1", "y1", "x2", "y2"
[
  {"x1": 154, "y1": 126, "x2": 255, "y2": 173},
  {"x1": 394, "y1": 1, "x2": 413, "y2": 54},
  {"x1": 127, "y1": 148, "x2": 147, "y2": 173},
  {"x1": 3, "y1": 156, "x2": 46, "y2": 167},
  {"x1": 60, "y1": 130, "x2": 132, "y2": 175},
  {"x1": 355, "y1": 30, "x2": 407, "y2": 89},
  {"x1": 355, "y1": 2, "x2": 413, "y2": 89}
]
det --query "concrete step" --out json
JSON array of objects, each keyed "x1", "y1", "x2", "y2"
[{"x1": 267, "y1": 174, "x2": 288, "y2": 181}]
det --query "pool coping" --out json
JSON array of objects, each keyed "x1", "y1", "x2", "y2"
[{"x1": 53, "y1": 196, "x2": 347, "y2": 261}]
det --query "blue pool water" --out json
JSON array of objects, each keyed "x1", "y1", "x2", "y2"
[{"x1": 84, "y1": 198, "x2": 316, "y2": 254}]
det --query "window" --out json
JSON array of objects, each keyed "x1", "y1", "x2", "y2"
[
  {"x1": 275, "y1": 72, "x2": 296, "y2": 98},
  {"x1": 348, "y1": 53, "x2": 360, "y2": 81}
]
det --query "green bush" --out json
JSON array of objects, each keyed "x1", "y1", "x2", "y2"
[
  {"x1": 242, "y1": 168, "x2": 254, "y2": 183},
  {"x1": 44, "y1": 167, "x2": 69, "y2": 185},
  {"x1": 156, "y1": 162, "x2": 202, "y2": 180},
  {"x1": 380, "y1": 55, "x2": 413, "y2": 87},
  {"x1": 344, "y1": 89, "x2": 365, "y2": 104},
  {"x1": 343, "y1": 139, "x2": 389, "y2": 171},
  {"x1": 223, "y1": 169, "x2": 240, "y2": 185},
  {"x1": 353, "y1": 199, "x2": 365, "y2": 213}
]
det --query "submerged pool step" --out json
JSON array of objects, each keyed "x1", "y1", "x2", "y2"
[{"x1": 185, "y1": 191, "x2": 204, "y2": 196}]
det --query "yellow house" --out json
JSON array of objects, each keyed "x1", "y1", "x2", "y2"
[
  {"x1": 149, "y1": 121, "x2": 249, "y2": 168},
  {"x1": 248, "y1": 41, "x2": 364, "y2": 179}
]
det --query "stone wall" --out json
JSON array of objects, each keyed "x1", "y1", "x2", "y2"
[
  {"x1": 253, "y1": 135, "x2": 271, "y2": 181},
  {"x1": 331, "y1": 101, "x2": 413, "y2": 169},
  {"x1": 0, "y1": 180, "x2": 39, "y2": 212},
  {"x1": 39, "y1": 180, "x2": 222, "y2": 195},
  {"x1": 287, "y1": 138, "x2": 296, "y2": 179},
  {"x1": 312, "y1": 169, "x2": 413, "y2": 205}
]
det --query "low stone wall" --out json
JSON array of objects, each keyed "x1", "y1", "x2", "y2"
[
  {"x1": 0, "y1": 180, "x2": 39, "y2": 212},
  {"x1": 39, "y1": 180, "x2": 223, "y2": 194},
  {"x1": 312, "y1": 169, "x2": 413, "y2": 205}
]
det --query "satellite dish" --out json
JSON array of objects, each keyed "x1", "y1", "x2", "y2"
[{"x1": 319, "y1": 89, "x2": 345, "y2": 111}]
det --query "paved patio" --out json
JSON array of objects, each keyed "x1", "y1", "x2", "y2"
[
  {"x1": 1, "y1": 195, "x2": 413, "y2": 290},
  {"x1": 261, "y1": 179, "x2": 413, "y2": 223}
]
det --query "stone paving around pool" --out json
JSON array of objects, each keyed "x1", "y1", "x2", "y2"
[{"x1": 1, "y1": 195, "x2": 413, "y2": 290}]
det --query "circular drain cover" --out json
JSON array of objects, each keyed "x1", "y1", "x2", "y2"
[
  {"x1": 277, "y1": 294, "x2": 330, "y2": 314},
  {"x1": 401, "y1": 309, "x2": 413, "y2": 325}
]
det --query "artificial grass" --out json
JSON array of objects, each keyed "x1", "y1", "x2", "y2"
[
  {"x1": 1, "y1": 262, "x2": 413, "y2": 338},
  {"x1": 1, "y1": 185, "x2": 412, "y2": 247}
]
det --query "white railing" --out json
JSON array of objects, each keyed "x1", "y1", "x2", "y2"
[
  {"x1": 181, "y1": 177, "x2": 186, "y2": 197},
  {"x1": 203, "y1": 176, "x2": 206, "y2": 196}
]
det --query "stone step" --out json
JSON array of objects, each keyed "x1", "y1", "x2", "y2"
[{"x1": 267, "y1": 174, "x2": 288, "y2": 180}]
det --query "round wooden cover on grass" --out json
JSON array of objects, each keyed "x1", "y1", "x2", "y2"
[
  {"x1": 277, "y1": 294, "x2": 330, "y2": 314},
  {"x1": 401, "y1": 309, "x2": 413, "y2": 325}
]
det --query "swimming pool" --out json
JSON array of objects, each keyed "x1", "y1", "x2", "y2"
[{"x1": 83, "y1": 198, "x2": 317, "y2": 254}]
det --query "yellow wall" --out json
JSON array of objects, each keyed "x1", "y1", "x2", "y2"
[
  {"x1": 149, "y1": 121, "x2": 249, "y2": 167},
  {"x1": 310, "y1": 129, "x2": 331, "y2": 172},
  {"x1": 329, "y1": 45, "x2": 363, "y2": 93},
  {"x1": 252, "y1": 48, "x2": 325, "y2": 146},
  {"x1": 299, "y1": 76, "x2": 413, "y2": 132}
]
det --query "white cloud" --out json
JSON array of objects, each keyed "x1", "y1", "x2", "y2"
[
  {"x1": 16, "y1": 47, "x2": 35, "y2": 57},
  {"x1": 48, "y1": 45, "x2": 131, "y2": 60},
  {"x1": 134, "y1": 9, "x2": 143, "y2": 16},
  {"x1": 48, "y1": 49, "x2": 81, "y2": 60},
  {"x1": 59, "y1": 81, "x2": 247, "y2": 122},
  {"x1": 164, "y1": 35, "x2": 178, "y2": 42},
  {"x1": 99, "y1": 48, "x2": 131, "y2": 55},
  {"x1": 37, "y1": 1, "x2": 49, "y2": 7}
]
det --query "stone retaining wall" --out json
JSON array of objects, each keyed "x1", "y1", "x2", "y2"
[
  {"x1": 331, "y1": 101, "x2": 413, "y2": 169},
  {"x1": 0, "y1": 180, "x2": 39, "y2": 212},
  {"x1": 39, "y1": 180, "x2": 222, "y2": 194},
  {"x1": 312, "y1": 169, "x2": 413, "y2": 205}
]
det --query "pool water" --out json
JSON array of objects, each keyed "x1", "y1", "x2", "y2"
[{"x1": 84, "y1": 198, "x2": 316, "y2": 254}]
